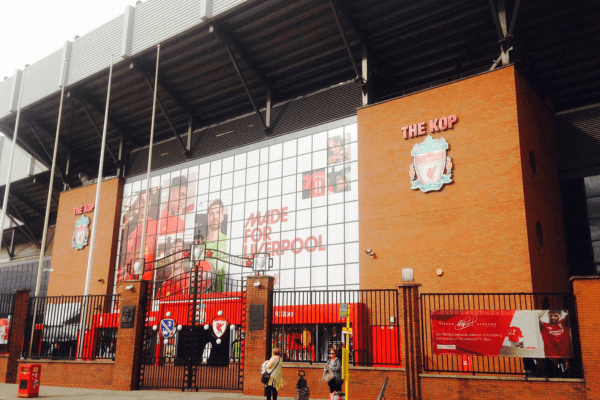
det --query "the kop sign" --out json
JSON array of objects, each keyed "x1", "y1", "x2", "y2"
[{"x1": 403, "y1": 115, "x2": 457, "y2": 193}]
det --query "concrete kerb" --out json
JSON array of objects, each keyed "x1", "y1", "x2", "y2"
[{"x1": 0, "y1": 383, "x2": 304, "y2": 400}]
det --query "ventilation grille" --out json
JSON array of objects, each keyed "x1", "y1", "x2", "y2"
[{"x1": 555, "y1": 106, "x2": 600, "y2": 173}]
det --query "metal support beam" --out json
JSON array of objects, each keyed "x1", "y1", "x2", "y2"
[
  {"x1": 0, "y1": 122, "x2": 51, "y2": 171},
  {"x1": 117, "y1": 131, "x2": 124, "y2": 177},
  {"x1": 6, "y1": 199, "x2": 40, "y2": 249},
  {"x1": 26, "y1": 118, "x2": 97, "y2": 175},
  {"x1": 213, "y1": 25, "x2": 268, "y2": 131},
  {"x1": 212, "y1": 25, "x2": 272, "y2": 88},
  {"x1": 450, "y1": 15, "x2": 492, "y2": 78},
  {"x1": 136, "y1": 68, "x2": 189, "y2": 154},
  {"x1": 329, "y1": 0, "x2": 361, "y2": 80},
  {"x1": 9, "y1": 192, "x2": 43, "y2": 217},
  {"x1": 361, "y1": 44, "x2": 370, "y2": 106},
  {"x1": 76, "y1": 99, "x2": 118, "y2": 163},
  {"x1": 488, "y1": 0, "x2": 521, "y2": 66},
  {"x1": 186, "y1": 116, "x2": 192, "y2": 156},
  {"x1": 75, "y1": 92, "x2": 145, "y2": 148},
  {"x1": 265, "y1": 88, "x2": 272, "y2": 134},
  {"x1": 134, "y1": 64, "x2": 203, "y2": 129},
  {"x1": 26, "y1": 120, "x2": 67, "y2": 183},
  {"x1": 2, "y1": 231, "x2": 15, "y2": 259},
  {"x1": 9, "y1": 229, "x2": 15, "y2": 258},
  {"x1": 32, "y1": 177, "x2": 59, "y2": 206}
]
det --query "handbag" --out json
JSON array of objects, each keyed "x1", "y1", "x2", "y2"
[
  {"x1": 321, "y1": 369, "x2": 335, "y2": 383},
  {"x1": 261, "y1": 358, "x2": 280, "y2": 385}
]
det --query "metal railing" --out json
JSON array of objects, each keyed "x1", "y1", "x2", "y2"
[
  {"x1": 272, "y1": 289, "x2": 401, "y2": 367},
  {"x1": 23, "y1": 294, "x2": 120, "y2": 360},
  {"x1": 420, "y1": 292, "x2": 582, "y2": 377},
  {"x1": 0, "y1": 293, "x2": 16, "y2": 353}
]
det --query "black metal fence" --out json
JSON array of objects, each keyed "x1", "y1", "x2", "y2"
[
  {"x1": 0, "y1": 293, "x2": 16, "y2": 353},
  {"x1": 23, "y1": 294, "x2": 120, "y2": 360},
  {"x1": 420, "y1": 292, "x2": 582, "y2": 378},
  {"x1": 272, "y1": 290, "x2": 401, "y2": 366}
]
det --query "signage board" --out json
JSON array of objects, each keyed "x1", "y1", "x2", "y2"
[{"x1": 431, "y1": 310, "x2": 573, "y2": 358}]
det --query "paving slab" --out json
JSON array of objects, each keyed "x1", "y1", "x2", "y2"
[{"x1": 0, "y1": 384, "x2": 305, "y2": 400}]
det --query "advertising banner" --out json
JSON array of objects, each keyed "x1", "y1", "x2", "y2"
[
  {"x1": 0, "y1": 318, "x2": 9, "y2": 345},
  {"x1": 431, "y1": 310, "x2": 573, "y2": 358}
]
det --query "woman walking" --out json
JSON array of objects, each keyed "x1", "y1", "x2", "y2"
[
  {"x1": 263, "y1": 347, "x2": 283, "y2": 400},
  {"x1": 324, "y1": 347, "x2": 343, "y2": 395}
]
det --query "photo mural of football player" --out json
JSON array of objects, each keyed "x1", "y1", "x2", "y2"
[
  {"x1": 117, "y1": 122, "x2": 359, "y2": 292},
  {"x1": 195, "y1": 199, "x2": 228, "y2": 291},
  {"x1": 539, "y1": 310, "x2": 573, "y2": 371},
  {"x1": 119, "y1": 187, "x2": 160, "y2": 281}
]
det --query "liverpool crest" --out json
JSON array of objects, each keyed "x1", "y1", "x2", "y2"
[
  {"x1": 409, "y1": 136, "x2": 453, "y2": 192},
  {"x1": 72, "y1": 214, "x2": 90, "y2": 250}
]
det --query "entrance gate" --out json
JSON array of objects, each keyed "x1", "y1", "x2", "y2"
[{"x1": 137, "y1": 249, "x2": 246, "y2": 390}]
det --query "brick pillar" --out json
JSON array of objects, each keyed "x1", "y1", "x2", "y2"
[
  {"x1": 242, "y1": 275, "x2": 274, "y2": 397},
  {"x1": 2, "y1": 289, "x2": 30, "y2": 383},
  {"x1": 112, "y1": 280, "x2": 148, "y2": 391},
  {"x1": 398, "y1": 283, "x2": 422, "y2": 400},
  {"x1": 572, "y1": 276, "x2": 600, "y2": 400}
]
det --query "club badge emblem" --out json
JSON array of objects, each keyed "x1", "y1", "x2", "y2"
[
  {"x1": 72, "y1": 214, "x2": 90, "y2": 250},
  {"x1": 409, "y1": 136, "x2": 453, "y2": 192}
]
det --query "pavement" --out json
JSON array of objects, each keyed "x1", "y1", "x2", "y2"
[{"x1": 0, "y1": 384, "x2": 303, "y2": 400}]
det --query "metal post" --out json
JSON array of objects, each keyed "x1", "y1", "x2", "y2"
[
  {"x1": 77, "y1": 55, "x2": 115, "y2": 360},
  {"x1": 0, "y1": 68, "x2": 25, "y2": 246},
  {"x1": 29, "y1": 59, "x2": 68, "y2": 358},
  {"x1": 84, "y1": 55, "x2": 114, "y2": 297},
  {"x1": 139, "y1": 45, "x2": 161, "y2": 287},
  {"x1": 35, "y1": 59, "x2": 68, "y2": 296}
]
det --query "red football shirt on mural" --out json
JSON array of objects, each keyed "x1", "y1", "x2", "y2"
[
  {"x1": 507, "y1": 326, "x2": 524, "y2": 343},
  {"x1": 541, "y1": 321, "x2": 572, "y2": 358},
  {"x1": 159, "y1": 210, "x2": 185, "y2": 236},
  {"x1": 123, "y1": 218, "x2": 158, "y2": 280}
]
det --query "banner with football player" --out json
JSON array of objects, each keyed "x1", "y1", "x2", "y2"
[{"x1": 431, "y1": 310, "x2": 573, "y2": 358}]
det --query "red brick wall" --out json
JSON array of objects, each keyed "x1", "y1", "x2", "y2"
[
  {"x1": 0, "y1": 355, "x2": 8, "y2": 382},
  {"x1": 514, "y1": 72, "x2": 570, "y2": 292},
  {"x1": 243, "y1": 275, "x2": 275, "y2": 397},
  {"x1": 278, "y1": 365, "x2": 406, "y2": 400},
  {"x1": 48, "y1": 178, "x2": 123, "y2": 296},
  {"x1": 421, "y1": 376, "x2": 586, "y2": 400},
  {"x1": 356, "y1": 66, "x2": 566, "y2": 293},
  {"x1": 16, "y1": 360, "x2": 115, "y2": 389},
  {"x1": 573, "y1": 277, "x2": 600, "y2": 399}
]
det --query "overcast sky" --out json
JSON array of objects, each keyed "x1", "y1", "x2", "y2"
[
  {"x1": 0, "y1": 0, "x2": 138, "y2": 81},
  {"x1": 0, "y1": 0, "x2": 139, "y2": 137}
]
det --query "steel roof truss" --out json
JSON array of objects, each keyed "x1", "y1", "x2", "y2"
[
  {"x1": 329, "y1": 0, "x2": 361, "y2": 81},
  {"x1": 75, "y1": 99, "x2": 118, "y2": 164},
  {"x1": 136, "y1": 67, "x2": 189, "y2": 156},
  {"x1": 213, "y1": 25, "x2": 269, "y2": 133},
  {"x1": 6, "y1": 199, "x2": 40, "y2": 249}
]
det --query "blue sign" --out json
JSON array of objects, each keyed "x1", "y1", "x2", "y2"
[{"x1": 160, "y1": 318, "x2": 176, "y2": 339}]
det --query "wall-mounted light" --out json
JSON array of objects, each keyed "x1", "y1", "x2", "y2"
[
  {"x1": 253, "y1": 281, "x2": 261, "y2": 287},
  {"x1": 98, "y1": 279, "x2": 105, "y2": 283},
  {"x1": 364, "y1": 249, "x2": 375, "y2": 257},
  {"x1": 125, "y1": 285, "x2": 134, "y2": 290},
  {"x1": 436, "y1": 269, "x2": 444, "y2": 277}
]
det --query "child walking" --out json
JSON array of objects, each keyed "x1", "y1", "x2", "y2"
[{"x1": 295, "y1": 370, "x2": 310, "y2": 400}]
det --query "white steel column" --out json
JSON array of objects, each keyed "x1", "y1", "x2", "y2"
[
  {"x1": 0, "y1": 69, "x2": 25, "y2": 245},
  {"x1": 83, "y1": 55, "x2": 114, "y2": 296},
  {"x1": 138, "y1": 45, "x2": 161, "y2": 274},
  {"x1": 35, "y1": 59, "x2": 68, "y2": 296}
]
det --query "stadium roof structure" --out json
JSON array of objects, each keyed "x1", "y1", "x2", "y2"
[{"x1": 0, "y1": 0, "x2": 599, "y2": 246}]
